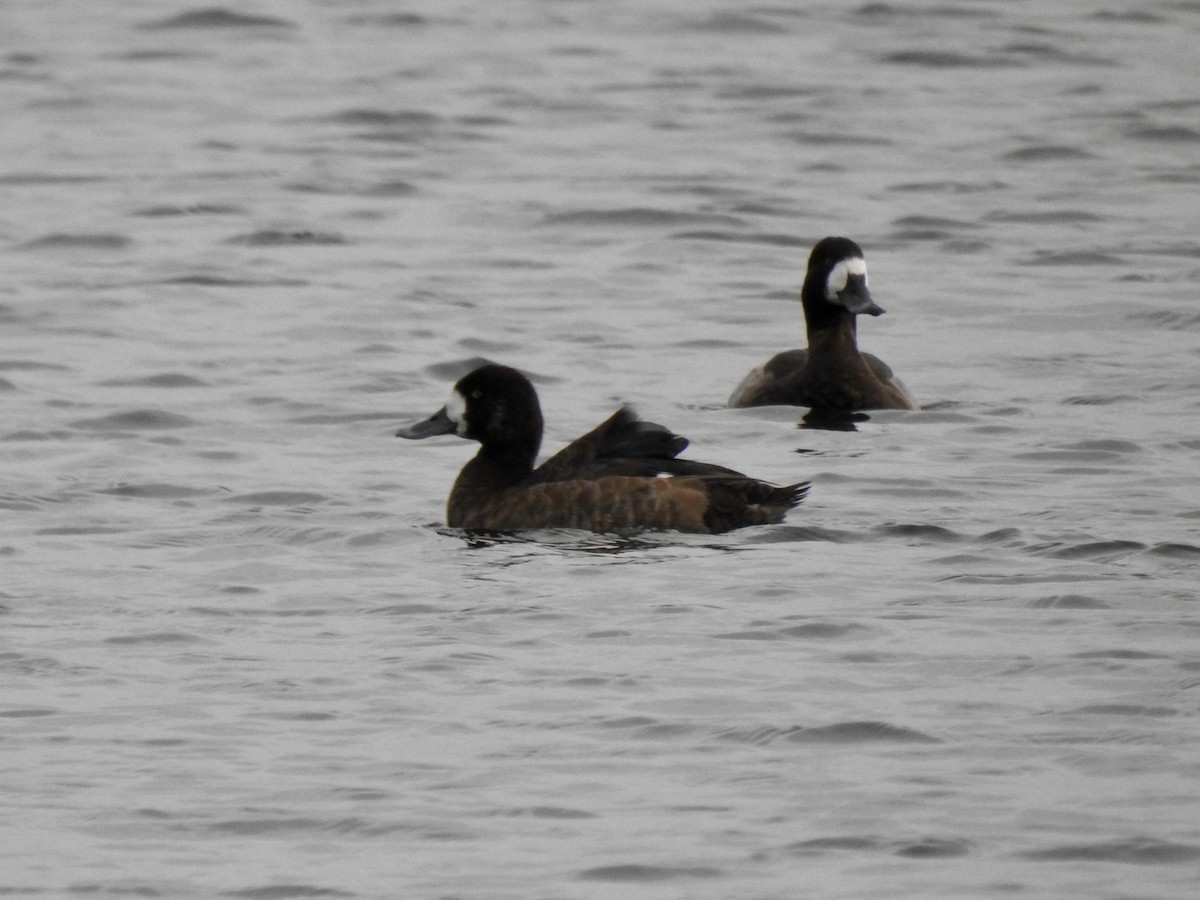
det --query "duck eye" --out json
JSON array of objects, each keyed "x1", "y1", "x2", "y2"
[{"x1": 471, "y1": 389, "x2": 483, "y2": 399}]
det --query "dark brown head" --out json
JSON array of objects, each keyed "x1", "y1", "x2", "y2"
[
  {"x1": 396, "y1": 364, "x2": 544, "y2": 470},
  {"x1": 800, "y1": 237, "x2": 885, "y2": 330}
]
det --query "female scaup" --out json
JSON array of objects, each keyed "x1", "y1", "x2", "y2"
[
  {"x1": 397, "y1": 364, "x2": 809, "y2": 534},
  {"x1": 728, "y1": 236, "x2": 917, "y2": 411}
]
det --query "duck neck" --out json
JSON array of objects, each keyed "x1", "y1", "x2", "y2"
[
  {"x1": 457, "y1": 425, "x2": 541, "y2": 492},
  {"x1": 474, "y1": 441, "x2": 537, "y2": 483},
  {"x1": 802, "y1": 289, "x2": 861, "y2": 360},
  {"x1": 463, "y1": 398, "x2": 544, "y2": 483},
  {"x1": 447, "y1": 442, "x2": 537, "y2": 527}
]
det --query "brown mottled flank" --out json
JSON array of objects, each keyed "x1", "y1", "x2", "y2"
[
  {"x1": 448, "y1": 473, "x2": 806, "y2": 534},
  {"x1": 729, "y1": 236, "x2": 917, "y2": 412},
  {"x1": 449, "y1": 476, "x2": 706, "y2": 532},
  {"x1": 399, "y1": 364, "x2": 809, "y2": 535}
]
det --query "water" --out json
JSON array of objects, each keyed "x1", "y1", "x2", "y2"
[{"x1": 3, "y1": 1, "x2": 1199, "y2": 897}]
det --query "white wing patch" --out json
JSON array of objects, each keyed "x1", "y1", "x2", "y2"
[{"x1": 825, "y1": 257, "x2": 868, "y2": 300}]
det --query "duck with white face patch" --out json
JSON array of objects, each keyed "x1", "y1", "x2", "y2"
[
  {"x1": 396, "y1": 364, "x2": 810, "y2": 534},
  {"x1": 728, "y1": 236, "x2": 916, "y2": 412},
  {"x1": 824, "y1": 255, "x2": 881, "y2": 315}
]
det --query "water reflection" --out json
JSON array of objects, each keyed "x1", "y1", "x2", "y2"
[
  {"x1": 799, "y1": 408, "x2": 870, "y2": 431},
  {"x1": 440, "y1": 525, "x2": 739, "y2": 555}
]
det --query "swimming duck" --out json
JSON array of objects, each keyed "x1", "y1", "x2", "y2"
[
  {"x1": 728, "y1": 236, "x2": 916, "y2": 411},
  {"x1": 397, "y1": 364, "x2": 809, "y2": 533}
]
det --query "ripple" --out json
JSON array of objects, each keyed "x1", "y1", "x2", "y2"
[
  {"x1": 1046, "y1": 540, "x2": 1146, "y2": 560},
  {"x1": 35, "y1": 525, "x2": 128, "y2": 536},
  {"x1": 776, "y1": 621, "x2": 869, "y2": 639},
  {"x1": 1127, "y1": 309, "x2": 1200, "y2": 328},
  {"x1": 896, "y1": 837, "x2": 972, "y2": 858},
  {"x1": 1072, "y1": 649, "x2": 1165, "y2": 660},
  {"x1": 1005, "y1": 145, "x2": 1095, "y2": 162},
  {"x1": 541, "y1": 208, "x2": 743, "y2": 228},
  {"x1": 1144, "y1": 542, "x2": 1200, "y2": 559},
  {"x1": 222, "y1": 884, "x2": 355, "y2": 898},
  {"x1": 632, "y1": 722, "x2": 701, "y2": 740},
  {"x1": 785, "y1": 721, "x2": 940, "y2": 744},
  {"x1": 784, "y1": 835, "x2": 881, "y2": 854},
  {"x1": 721, "y1": 721, "x2": 938, "y2": 745},
  {"x1": 714, "y1": 630, "x2": 784, "y2": 641},
  {"x1": 321, "y1": 108, "x2": 440, "y2": 127},
  {"x1": 224, "y1": 491, "x2": 330, "y2": 506},
  {"x1": 938, "y1": 573, "x2": 1109, "y2": 585},
  {"x1": 134, "y1": 203, "x2": 243, "y2": 216},
  {"x1": 866, "y1": 2, "x2": 995, "y2": 17},
  {"x1": 788, "y1": 130, "x2": 891, "y2": 147},
  {"x1": 782, "y1": 835, "x2": 969, "y2": 854},
  {"x1": 1024, "y1": 250, "x2": 1124, "y2": 266},
  {"x1": 97, "y1": 373, "x2": 209, "y2": 388},
  {"x1": 984, "y1": 209, "x2": 1103, "y2": 224},
  {"x1": 1004, "y1": 43, "x2": 1114, "y2": 66},
  {"x1": 141, "y1": 8, "x2": 297, "y2": 30},
  {"x1": 578, "y1": 864, "x2": 720, "y2": 882},
  {"x1": 458, "y1": 337, "x2": 523, "y2": 354},
  {"x1": 1029, "y1": 594, "x2": 1111, "y2": 609},
  {"x1": 670, "y1": 230, "x2": 804, "y2": 247},
  {"x1": 1062, "y1": 439, "x2": 1142, "y2": 453},
  {"x1": 0, "y1": 707, "x2": 57, "y2": 718},
  {"x1": 1063, "y1": 393, "x2": 1140, "y2": 406},
  {"x1": 20, "y1": 232, "x2": 132, "y2": 250},
  {"x1": 596, "y1": 715, "x2": 657, "y2": 730},
  {"x1": 225, "y1": 230, "x2": 347, "y2": 246},
  {"x1": 689, "y1": 12, "x2": 788, "y2": 34},
  {"x1": 1013, "y1": 441, "x2": 1138, "y2": 463},
  {"x1": 366, "y1": 179, "x2": 418, "y2": 196},
  {"x1": 1020, "y1": 837, "x2": 1200, "y2": 865},
  {"x1": 888, "y1": 179, "x2": 1008, "y2": 194},
  {"x1": 105, "y1": 631, "x2": 203, "y2": 645},
  {"x1": 97, "y1": 483, "x2": 211, "y2": 499},
  {"x1": 740, "y1": 525, "x2": 857, "y2": 544},
  {"x1": 892, "y1": 214, "x2": 979, "y2": 231},
  {"x1": 0, "y1": 172, "x2": 106, "y2": 186},
  {"x1": 160, "y1": 274, "x2": 310, "y2": 287},
  {"x1": 715, "y1": 619, "x2": 869, "y2": 641},
  {"x1": 1125, "y1": 125, "x2": 1200, "y2": 142},
  {"x1": 344, "y1": 12, "x2": 435, "y2": 28},
  {"x1": 1091, "y1": 10, "x2": 1166, "y2": 23},
  {"x1": 875, "y1": 523, "x2": 966, "y2": 543},
  {"x1": 507, "y1": 805, "x2": 598, "y2": 820},
  {"x1": 1068, "y1": 704, "x2": 1177, "y2": 717},
  {"x1": 0, "y1": 652, "x2": 73, "y2": 676},
  {"x1": 883, "y1": 50, "x2": 1018, "y2": 68},
  {"x1": 974, "y1": 528, "x2": 1022, "y2": 543},
  {"x1": 716, "y1": 85, "x2": 814, "y2": 101},
  {"x1": 69, "y1": 409, "x2": 195, "y2": 431},
  {"x1": 424, "y1": 357, "x2": 498, "y2": 380}
]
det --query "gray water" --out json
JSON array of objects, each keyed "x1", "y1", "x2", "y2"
[{"x1": 3, "y1": 1, "x2": 1200, "y2": 898}]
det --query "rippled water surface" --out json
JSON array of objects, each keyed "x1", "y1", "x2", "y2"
[{"x1": 3, "y1": 1, "x2": 1200, "y2": 898}]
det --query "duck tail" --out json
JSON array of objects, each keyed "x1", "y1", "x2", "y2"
[{"x1": 703, "y1": 479, "x2": 811, "y2": 533}]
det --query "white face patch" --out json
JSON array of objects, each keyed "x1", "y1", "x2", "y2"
[
  {"x1": 825, "y1": 257, "x2": 868, "y2": 300},
  {"x1": 445, "y1": 389, "x2": 469, "y2": 436}
]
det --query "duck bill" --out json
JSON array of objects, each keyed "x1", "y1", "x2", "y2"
[
  {"x1": 396, "y1": 406, "x2": 457, "y2": 439},
  {"x1": 840, "y1": 275, "x2": 885, "y2": 317}
]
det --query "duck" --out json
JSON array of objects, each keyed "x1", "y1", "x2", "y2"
[
  {"x1": 728, "y1": 236, "x2": 917, "y2": 411},
  {"x1": 396, "y1": 364, "x2": 809, "y2": 533}
]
